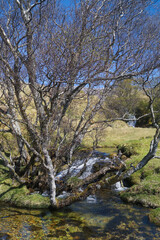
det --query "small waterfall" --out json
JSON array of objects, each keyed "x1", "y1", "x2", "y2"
[
  {"x1": 56, "y1": 153, "x2": 111, "y2": 180},
  {"x1": 112, "y1": 181, "x2": 128, "y2": 192},
  {"x1": 86, "y1": 195, "x2": 97, "y2": 203},
  {"x1": 55, "y1": 151, "x2": 128, "y2": 200},
  {"x1": 56, "y1": 151, "x2": 112, "y2": 200},
  {"x1": 57, "y1": 191, "x2": 71, "y2": 199},
  {"x1": 127, "y1": 114, "x2": 136, "y2": 127}
]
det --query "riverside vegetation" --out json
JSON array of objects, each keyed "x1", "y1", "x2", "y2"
[
  {"x1": 0, "y1": 120, "x2": 160, "y2": 225},
  {"x1": 83, "y1": 121, "x2": 160, "y2": 226}
]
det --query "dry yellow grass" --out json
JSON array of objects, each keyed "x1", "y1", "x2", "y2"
[{"x1": 83, "y1": 120, "x2": 155, "y2": 149}]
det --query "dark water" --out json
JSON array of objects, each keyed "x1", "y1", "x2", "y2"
[{"x1": 0, "y1": 190, "x2": 159, "y2": 239}]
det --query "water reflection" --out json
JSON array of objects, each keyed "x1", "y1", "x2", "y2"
[{"x1": 0, "y1": 190, "x2": 159, "y2": 239}]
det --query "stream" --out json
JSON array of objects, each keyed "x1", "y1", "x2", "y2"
[
  {"x1": 0, "y1": 151, "x2": 160, "y2": 239},
  {"x1": 0, "y1": 189, "x2": 160, "y2": 239}
]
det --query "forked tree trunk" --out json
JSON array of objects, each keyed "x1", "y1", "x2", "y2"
[{"x1": 6, "y1": 75, "x2": 27, "y2": 167}]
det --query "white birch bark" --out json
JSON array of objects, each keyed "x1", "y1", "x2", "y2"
[{"x1": 42, "y1": 148, "x2": 57, "y2": 206}]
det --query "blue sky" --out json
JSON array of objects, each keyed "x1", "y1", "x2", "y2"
[
  {"x1": 147, "y1": 0, "x2": 160, "y2": 15},
  {"x1": 60, "y1": 0, "x2": 74, "y2": 7},
  {"x1": 60, "y1": 0, "x2": 160, "y2": 15}
]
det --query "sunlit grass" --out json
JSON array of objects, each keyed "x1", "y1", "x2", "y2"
[{"x1": 83, "y1": 120, "x2": 155, "y2": 149}]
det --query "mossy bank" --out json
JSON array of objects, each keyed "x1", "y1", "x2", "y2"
[
  {"x1": 0, "y1": 161, "x2": 50, "y2": 209},
  {"x1": 0, "y1": 123, "x2": 160, "y2": 226},
  {"x1": 84, "y1": 123, "x2": 160, "y2": 226},
  {"x1": 118, "y1": 137, "x2": 160, "y2": 226},
  {"x1": 149, "y1": 208, "x2": 160, "y2": 226}
]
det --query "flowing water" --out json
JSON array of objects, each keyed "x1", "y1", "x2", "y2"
[
  {"x1": 0, "y1": 152, "x2": 160, "y2": 239},
  {"x1": 0, "y1": 190, "x2": 160, "y2": 240}
]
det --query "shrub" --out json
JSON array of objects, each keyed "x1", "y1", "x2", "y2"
[{"x1": 117, "y1": 144, "x2": 137, "y2": 157}]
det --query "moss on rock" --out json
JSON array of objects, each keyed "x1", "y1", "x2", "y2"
[
  {"x1": 120, "y1": 190, "x2": 160, "y2": 208},
  {"x1": 0, "y1": 163, "x2": 50, "y2": 209},
  {"x1": 67, "y1": 176, "x2": 82, "y2": 188},
  {"x1": 120, "y1": 176, "x2": 160, "y2": 208},
  {"x1": 149, "y1": 208, "x2": 160, "y2": 226}
]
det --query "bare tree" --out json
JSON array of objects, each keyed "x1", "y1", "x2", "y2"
[{"x1": 0, "y1": 0, "x2": 160, "y2": 208}]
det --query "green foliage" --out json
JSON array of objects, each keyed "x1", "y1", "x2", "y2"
[
  {"x1": 153, "y1": 98, "x2": 160, "y2": 125},
  {"x1": 117, "y1": 143, "x2": 138, "y2": 157},
  {"x1": 149, "y1": 208, "x2": 160, "y2": 226},
  {"x1": 103, "y1": 79, "x2": 141, "y2": 120},
  {"x1": 135, "y1": 99, "x2": 151, "y2": 127},
  {"x1": 67, "y1": 177, "x2": 82, "y2": 188}
]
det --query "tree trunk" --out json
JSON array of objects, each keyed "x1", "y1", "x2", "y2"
[{"x1": 42, "y1": 148, "x2": 57, "y2": 206}]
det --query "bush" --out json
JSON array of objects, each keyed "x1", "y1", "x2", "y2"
[
  {"x1": 117, "y1": 144, "x2": 137, "y2": 157},
  {"x1": 135, "y1": 99, "x2": 151, "y2": 127}
]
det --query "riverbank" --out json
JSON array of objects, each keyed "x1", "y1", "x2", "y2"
[
  {"x1": 119, "y1": 137, "x2": 160, "y2": 226},
  {"x1": 0, "y1": 123, "x2": 160, "y2": 226},
  {"x1": 0, "y1": 189, "x2": 159, "y2": 240},
  {"x1": 0, "y1": 160, "x2": 50, "y2": 209},
  {"x1": 83, "y1": 123, "x2": 160, "y2": 226}
]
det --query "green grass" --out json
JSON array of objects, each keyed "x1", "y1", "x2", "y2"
[
  {"x1": 0, "y1": 163, "x2": 50, "y2": 209},
  {"x1": 0, "y1": 121, "x2": 160, "y2": 225},
  {"x1": 83, "y1": 120, "x2": 155, "y2": 150},
  {"x1": 84, "y1": 122, "x2": 160, "y2": 226},
  {"x1": 118, "y1": 136, "x2": 160, "y2": 224},
  {"x1": 149, "y1": 208, "x2": 160, "y2": 225}
]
